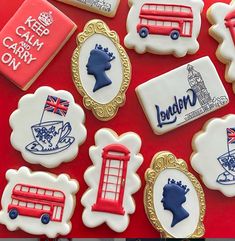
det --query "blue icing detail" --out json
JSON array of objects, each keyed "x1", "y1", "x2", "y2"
[
  {"x1": 86, "y1": 44, "x2": 115, "y2": 92},
  {"x1": 156, "y1": 89, "x2": 197, "y2": 128},
  {"x1": 161, "y1": 178, "x2": 190, "y2": 227}
]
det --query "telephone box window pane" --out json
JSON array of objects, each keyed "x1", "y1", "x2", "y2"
[
  {"x1": 105, "y1": 192, "x2": 116, "y2": 200},
  {"x1": 110, "y1": 160, "x2": 121, "y2": 168},
  {"x1": 108, "y1": 168, "x2": 119, "y2": 176},
  {"x1": 105, "y1": 183, "x2": 117, "y2": 192}
]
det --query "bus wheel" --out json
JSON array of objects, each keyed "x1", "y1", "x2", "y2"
[
  {"x1": 139, "y1": 27, "x2": 149, "y2": 38},
  {"x1": 9, "y1": 209, "x2": 18, "y2": 219},
  {"x1": 170, "y1": 30, "x2": 180, "y2": 40},
  {"x1": 41, "y1": 214, "x2": 50, "y2": 224}
]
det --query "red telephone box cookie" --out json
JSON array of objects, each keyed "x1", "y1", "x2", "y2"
[
  {"x1": 0, "y1": 0, "x2": 77, "y2": 90},
  {"x1": 81, "y1": 128, "x2": 143, "y2": 232}
]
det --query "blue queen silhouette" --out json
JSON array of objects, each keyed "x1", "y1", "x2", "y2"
[
  {"x1": 161, "y1": 178, "x2": 190, "y2": 227},
  {"x1": 86, "y1": 44, "x2": 116, "y2": 92}
]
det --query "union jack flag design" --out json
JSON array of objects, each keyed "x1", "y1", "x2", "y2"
[
  {"x1": 44, "y1": 95, "x2": 70, "y2": 116},
  {"x1": 227, "y1": 128, "x2": 235, "y2": 144}
]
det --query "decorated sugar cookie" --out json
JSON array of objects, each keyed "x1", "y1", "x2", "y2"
[
  {"x1": 124, "y1": 0, "x2": 204, "y2": 57},
  {"x1": 191, "y1": 114, "x2": 235, "y2": 197},
  {"x1": 208, "y1": 1, "x2": 235, "y2": 93},
  {"x1": 144, "y1": 151, "x2": 205, "y2": 238},
  {"x1": 0, "y1": 167, "x2": 78, "y2": 238},
  {"x1": 81, "y1": 128, "x2": 143, "y2": 232},
  {"x1": 55, "y1": 0, "x2": 120, "y2": 18},
  {"x1": 0, "y1": 0, "x2": 77, "y2": 90},
  {"x1": 10, "y1": 86, "x2": 87, "y2": 168},
  {"x1": 136, "y1": 56, "x2": 229, "y2": 135},
  {"x1": 72, "y1": 19, "x2": 131, "y2": 121}
]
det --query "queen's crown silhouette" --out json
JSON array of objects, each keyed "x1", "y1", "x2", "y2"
[{"x1": 38, "y1": 11, "x2": 53, "y2": 27}]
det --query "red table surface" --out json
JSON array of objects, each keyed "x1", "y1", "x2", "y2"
[{"x1": 0, "y1": 0, "x2": 234, "y2": 238}]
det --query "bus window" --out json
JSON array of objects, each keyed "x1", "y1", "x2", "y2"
[
  {"x1": 141, "y1": 19, "x2": 148, "y2": 25},
  {"x1": 38, "y1": 189, "x2": 45, "y2": 195},
  {"x1": 142, "y1": 5, "x2": 148, "y2": 10},
  {"x1": 54, "y1": 191, "x2": 64, "y2": 198},
  {"x1": 30, "y1": 187, "x2": 37, "y2": 193},
  {"x1": 157, "y1": 5, "x2": 164, "y2": 11},
  {"x1": 148, "y1": 20, "x2": 155, "y2": 26},
  {"x1": 172, "y1": 22, "x2": 180, "y2": 27},
  {"x1": 12, "y1": 199, "x2": 19, "y2": 205},
  {"x1": 173, "y1": 6, "x2": 180, "y2": 12},
  {"x1": 156, "y1": 21, "x2": 164, "y2": 26},
  {"x1": 181, "y1": 7, "x2": 191, "y2": 13},
  {"x1": 165, "y1": 5, "x2": 173, "y2": 12},
  {"x1": 43, "y1": 205, "x2": 50, "y2": 211},
  {"x1": 19, "y1": 201, "x2": 26, "y2": 207},
  {"x1": 45, "y1": 190, "x2": 53, "y2": 196},
  {"x1": 35, "y1": 204, "x2": 42, "y2": 210},
  {"x1": 150, "y1": 5, "x2": 156, "y2": 11},
  {"x1": 22, "y1": 186, "x2": 29, "y2": 192},
  {"x1": 15, "y1": 185, "x2": 21, "y2": 191},
  {"x1": 164, "y1": 22, "x2": 171, "y2": 27},
  {"x1": 27, "y1": 202, "x2": 34, "y2": 208}
]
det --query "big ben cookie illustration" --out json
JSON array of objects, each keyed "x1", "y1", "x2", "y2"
[
  {"x1": 81, "y1": 128, "x2": 143, "y2": 232},
  {"x1": 10, "y1": 86, "x2": 87, "y2": 168},
  {"x1": 144, "y1": 151, "x2": 206, "y2": 238},
  {"x1": 0, "y1": 167, "x2": 78, "y2": 238},
  {"x1": 124, "y1": 0, "x2": 204, "y2": 57}
]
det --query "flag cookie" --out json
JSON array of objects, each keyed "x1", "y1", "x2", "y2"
[
  {"x1": 124, "y1": 0, "x2": 204, "y2": 57},
  {"x1": 136, "y1": 57, "x2": 229, "y2": 135},
  {"x1": 0, "y1": 167, "x2": 78, "y2": 238},
  {"x1": 144, "y1": 151, "x2": 205, "y2": 238},
  {"x1": 0, "y1": 0, "x2": 77, "y2": 90},
  {"x1": 10, "y1": 86, "x2": 87, "y2": 168},
  {"x1": 208, "y1": 0, "x2": 235, "y2": 93},
  {"x1": 191, "y1": 114, "x2": 235, "y2": 197},
  {"x1": 81, "y1": 128, "x2": 143, "y2": 232}
]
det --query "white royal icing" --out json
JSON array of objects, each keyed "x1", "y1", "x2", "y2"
[
  {"x1": 154, "y1": 169, "x2": 200, "y2": 238},
  {"x1": 10, "y1": 86, "x2": 87, "y2": 168},
  {"x1": 81, "y1": 128, "x2": 143, "y2": 232},
  {"x1": 136, "y1": 56, "x2": 229, "y2": 135},
  {"x1": 0, "y1": 167, "x2": 78, "y2": 237},
  {"x1": 191, "y1": 114, "x2": 235, "y2": 197},
  {"x1": 208, "y1": 1, "x2": 235, "y2": 92},
  {"x1": 79, "y1": 35, "x2": 123, "y2": 105},
  {"x1": 124, "y1": 0, "x2": 204, "y2": 57}
]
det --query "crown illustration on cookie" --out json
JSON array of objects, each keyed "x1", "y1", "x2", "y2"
[
  {"x1": 95, "y1": 44, "x2": 116, "y2": 62},
  {"x1": 38, "y1": 11, "x2": 53, "y2": 27},
  {"x1": 168, "y1": 178, "x2": 190, "y2": 194}
]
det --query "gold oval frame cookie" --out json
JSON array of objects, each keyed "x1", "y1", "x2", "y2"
[
  {"x1": 71, "y1": 19, "x2": 131, "y2": 121},
  {"x1": 144, "y1": 151, "x2": 206, "y2": 238}
]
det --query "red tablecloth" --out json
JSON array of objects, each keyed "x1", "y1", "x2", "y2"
[{"x1": 0, "y1": 0, "x2": 234, "y2": 238}]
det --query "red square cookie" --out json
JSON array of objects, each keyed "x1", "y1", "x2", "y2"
[{"x1": 0, "y1": 0, "x2": 77, "y2": 90}]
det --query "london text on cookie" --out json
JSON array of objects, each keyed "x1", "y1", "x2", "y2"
[
  {"x1": 124, "y1": 0, "x2": 204, "y2": 57},
  {"x1": 208, "y1": 0, "x2": 235, "y2": 93},
  {"x1": 72, "y1": 19, "x2": 131, "y2": 121},
  {"x1": 144, "y1": 151, "x2": 205, "y2": 238},
  {"x1": 0, "y1": 0, "x2": 77, "y2": 90},
  {"x1": 136, "y1": 56, "x2": 229, "y2": 135},
  {"x1": 10, "y1": 86, "x2": 87, "y2": 168},
  {"x1": 191, "y1": 114, "x2": 235, "y2": 197},
  {"x1": 81, "y1": 128, "x2": 143, "y2": 232},
  {"x1": 0, "y1": 167, "x2": 78, "y2": 237},
  {"x1": 55, "y1": 0, "x2": 120, "y2": 18}
]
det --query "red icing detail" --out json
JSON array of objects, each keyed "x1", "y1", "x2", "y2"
[
  {"x1": 92, "y1": 144, "x2": 130, "y2": 215},
  {"x1": 137, "y1": 3, "x2": 193, "y2": 37},
  {"x1": 225, "y1": 10, "x2": 235, "y2": 45},
  {"x1": 7, "y1": 184, "x2": 65, "y2": 222},
  {"x1": 0, "y1": 0, "x2": 77, "y2": 90}
]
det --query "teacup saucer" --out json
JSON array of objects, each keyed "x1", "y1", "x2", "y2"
[{"x1": 25, "y1": 136, "x2": 75, "y2": 155}]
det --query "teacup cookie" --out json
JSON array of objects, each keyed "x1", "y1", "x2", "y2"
[
  {"x1": 191, "y1": 114, "x2": 235, "y2": 197},
  {"x1": 81, "y1": 128, "x2": 143, "y2": 232},
  {"x1": 124, "y1": 0, "x2": 204, "y2": 57},
  {"x1": 136, "y1": 56, "x2": 229, "y2": 135},
  {"x1": 72, "y1": 19, "x2": 131, "y2": 121},
  {"x1": 0, "y1": 166, "x2": 78, "y2": 238},
  {"x1": 10, "y1": 86, "x2": 87, "y2": 168},
  {"x1": 208, "y1": 1, "x2": 235, "y2": 93},
  {"x1": 144, "y1": 151, "x2": 205, "y2": 238},
  {"x1": 55, "y1": 0, "x2": 120, "y2": 18},
  {"x1": 0, "y1": 0, "x2": 77, "y2": 90}
]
